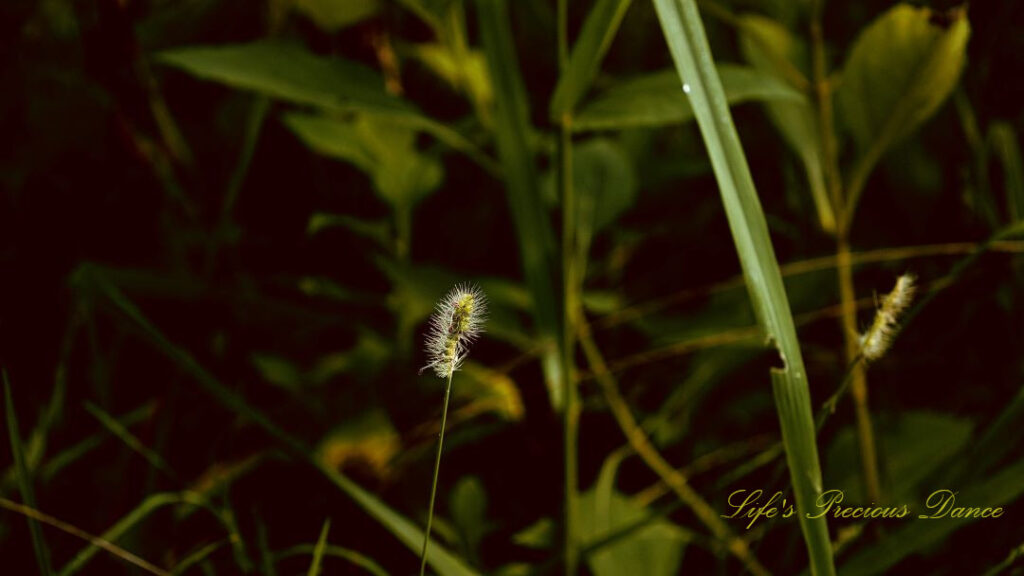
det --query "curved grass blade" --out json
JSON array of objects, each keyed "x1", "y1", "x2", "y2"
[
  {"x1": 4, "y1": 371, "x2": 53, "y2": 576},
  {"x1": 171, "y1": 541, "x2": 227, "y2": 576},
  {"x1": 549, "y1": 0, "x2": 633, "y2": 119},
  {"x1": 84, "y1": 401, "x2": 176, "y2": 480},
  {"x1": 649, "y1": 1, "x2": 835, "y2": 574},
  {"x1": 307, "y1": 519, "x2": 331, "y2": 576},
  {"x1": 476, "y1": 0, "x2": 563, "y2": 409},
  {"x1": 276, "y1": 544, "x2": 389, "y2": 576}
]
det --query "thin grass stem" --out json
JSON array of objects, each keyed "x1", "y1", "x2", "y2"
[{"x1": 419, "y1": 370, "x2": 455, "y2": 576}]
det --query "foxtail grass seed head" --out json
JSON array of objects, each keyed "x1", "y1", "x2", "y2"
[
  {"x1": 420, "y1": 284, "x2": 487, "y2": 378},
  {"x1": 859, "y1": 273, "x2": 916, "y2": 362}
]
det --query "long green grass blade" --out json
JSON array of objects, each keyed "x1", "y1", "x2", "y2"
[
  {"x1": 255, "y1": 516, "x2": 278, "y2": 576},
  {"x1": 649, "y1": 1, "x2": 835, "y2": 574},
  {"x1": 276, "y1": 544, "x2": 389, "y2": 576},
  {"x1": 476, "y1": 0, "x2": 563, "y2": 409},
  {"x1": 307, "y1": 519, "x2": 331, "y2": 576},
  {"x1": 171, "y1": 541, "x2": 227, "y2": 576},
  {"x1": 58, "y1": 492, "x2": 197, "y2": 576},
  {"x1": 549, "y1": 0, "x2": 633, "y2": 119},
  {"x1": 4, "y1": 371, "x2": 54, "y2": 576},
  {"x1": 75, "y1": 266, "x2": 477, "y2": 576},
  {"x1": 84, "y1": 401, "x2": 176, "y2": 480}
]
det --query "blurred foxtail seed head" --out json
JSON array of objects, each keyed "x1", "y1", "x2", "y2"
[{"x1": 860, "y1": 274, "x2": 917, "y2": 362}]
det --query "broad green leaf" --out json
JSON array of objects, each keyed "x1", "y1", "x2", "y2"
[
  {"x1": 573, "y1": 138, "x2": 638, "y2": 234},
  {"x1": 450, "y1": 477, "x2": 488, "y2": 564},
  {"x1": 411, "y1": 43, "x2": 493, "y2": 112},
  {"x1": 647, "y1": 347, "x2": 762, "y2": 446},
  {"x1": 825, "y1": 412, "x2": 973, "y2": 503},
  {"x1": 837, "y1": 456, "x2": 1024, "y2": 576},
  {"x1": 837, "y1": 5, "x2": 970, "y2": 224},
  {"x1": 158, "y1": 41, "x2": 399, "y2": 111},
  {"x1": 251, "y1": 354, "x2": 303, "y2": 392},
  {"x1": 477, "y1": 0, "x2": 563, "y2": 409},
  {"x1": 376, "y1": 260, "x2": 533, "y2": 351},
  {"x1": 651, "y1": 1, "x2": 835, "y2": 574},
  {"x1": 838, "y1": 5, "x2": 969, "y2": 153},
  {"x1": 578, "y1": 451, "x2": 688, "y2": 576},
  {"x1": 574, "y1": 64, "x2": 804, "y2": 131},
  {"x1": 158, "y1": 41, "x2": 498, "y2": 173},
  {"x1": 307, "y1": 213, "x2": 391, "y2": 247},
  {"x1": 550, "y1": 0, "x2": 634, "y2": 118},
  {"x1": 988, "y1": 122, "x2": 1024, "y2": 222},
  {"x1": 395, "y1": 0, "x2": 457, "y2": 29},
  {"x1": 453, "y1": 361, "x2": 525, "y2": 421},
  {"x1": 293, "y1": 0, "x2": 382, "y2": 31},
  {"x1": 512, "y1": 517, "x2": 555, "y2": 549},
  {"x1": 284, "y1": 112, "x2": 443, "y2": 210},
  {"x1": 738, "y1": 15, "x2": 834, "y2": 233},
  {"x1": 252, "y1": 336, "x2": 390, "y2": 391}
]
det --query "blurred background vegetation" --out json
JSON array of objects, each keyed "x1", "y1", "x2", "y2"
[{"x1": 1, "y1": 0, "x2": 1023, "y2": 574}]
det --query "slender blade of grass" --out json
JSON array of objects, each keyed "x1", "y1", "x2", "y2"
[
  {"x1": 476, "y1": 0, "x2": 564, "y2": 409},
  {"x1": 4, "y1": 371, "x2": 54, "y2": 576},
  {"x1": 549, "y1": 0, "x2": 633, "y2": 119},
  {"x1": 255, "y1": 515, "x2": 278, "y2": 576},
  {"x1": 307, "y1": 519, "x2": 331, "y2": 576},
  {"x1": 172, "y1": 541, "x2": 227, "y2": 576},
  {"x1": 84, "y1": 401, "x2": 176, "y2": 480},
  {"x1": 276, "y1": 544, "x2": 389, "y2": 576},
  {"x1": 58, "y1": 492, "x2": 192, "y2": 576},
  {"x1": 649, "y1": 1, "x2": 835, "y2": 574}
]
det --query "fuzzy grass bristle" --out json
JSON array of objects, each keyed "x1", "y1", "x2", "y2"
[
  {"x1": 420, "y1": 284, "x2": 487, "y2": 378},
  {"x1": 859, "y1": 273, "x2": 917, "y2": 362}
]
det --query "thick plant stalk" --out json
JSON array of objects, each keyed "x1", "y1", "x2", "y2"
[{"x1": 650, "y1": 0, "x2": 836, "y2": 574}]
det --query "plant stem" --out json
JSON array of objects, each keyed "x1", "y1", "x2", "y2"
[
  {"x1": 556, "y1": 0, "x2": 579, "y2": 571},
  {"x1": 419, "y1": 369, "x2": 455, "y2": 576},
  {"x1": 810, "y1": 0, "x2": 882, "y2": 506},
  {"x1": 837, "y1": 238, "x2": 882, "y2": 504},
  {"x1": 560, "y1": 115, "x2": 581, "y2": 576}
]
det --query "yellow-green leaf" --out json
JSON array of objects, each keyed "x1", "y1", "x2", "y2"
[
  {"x1": 574, "y1": 64, "x2": 804, "y2": 132},
  {"x1": 838, "y1": 5, "x2": 970, "y2": 154},
  {"x1": 293, "y1": 0, "x2": 381, "y2": 32},
  {"x1": 837, "y1": 4, "x2": 970, "y2": 227}
]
